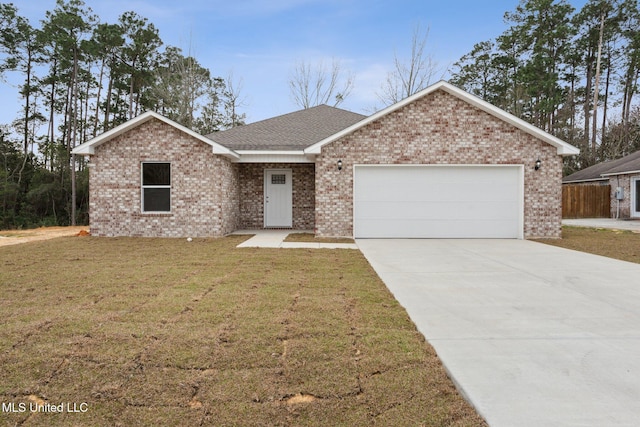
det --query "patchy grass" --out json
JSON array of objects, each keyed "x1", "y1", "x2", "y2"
[
  {"x1": 284, "y1": 233, "x2": 355, "y2": 244},
  {"x1": 534, "y1": 226, "x2": 640, "y2": 264},
  {"x1": 0, "y1": 236, "x2": 485, "y2": 426}
]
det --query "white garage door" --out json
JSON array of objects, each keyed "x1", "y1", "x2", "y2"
[{"x1": 354, "y1": 165, "x2": 523, "y2": 238}]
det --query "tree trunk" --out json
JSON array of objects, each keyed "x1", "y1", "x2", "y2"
[
  {"x1": 94, "y1": 58, "x2": 105, "y2": 138},
  {"x1": 591, "y1": 12, "x2": 605, "y2": 162},
  {"x1": 16, "y1": 46, "x2": 33, "y2": 185},
  {"x1": 601, "y1": 52, "x2": 611, "y2": 152},
  {"x1": 570, "y1": 67, "x2": 576, "y2": 144},
  {"x1": 61, "y1": 82, "x2": 71, "y2": 186},
  {"x1": 622, "y1": 63, "x2": 638, "y2": 146},
  {"x1": 45, "y1": 55, "x2": 58, "y2": 173},
  {"x1": 71, "y1": 47, "x2": 78, "y2": 226},
  {"x1": 584, "y1": 58, "x2": 593, "y2": 154},
  {"x1": 104, "y1": 67, "x2": 113, "y2": 130},
  {"x1": 128, "y1": 57, "x2": 137, "y2": 120},
  {"x1": 83, "y1": 80, "x2": 90, "y2": 145}
]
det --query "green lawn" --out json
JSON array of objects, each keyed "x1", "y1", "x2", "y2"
[
  {"x1": 283, "y1": 233, "x2": 355, "y2": 244},
  {"x1": 0, "y1": 235, "x2": 485, "y2": 426},
  {"x1": 535, "y1": 226, "x2": 640, "y2": 264}
]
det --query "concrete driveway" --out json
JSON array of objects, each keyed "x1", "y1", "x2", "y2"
[{"x1": 357, "y1": 239, "x2": 640, "y2": 427}]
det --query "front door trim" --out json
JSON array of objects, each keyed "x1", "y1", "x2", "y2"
[
  {"x1": 264, "y1": 169, "x2": 293, "y2": 228},
  {"x1": 631, "y1": 177, "x2": 640, "y2": 218}
]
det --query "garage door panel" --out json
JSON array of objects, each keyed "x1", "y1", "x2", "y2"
[
  {"x1": 356, "y1": 219, "x2": 520, "y2": 238},
  {"x1": 358, "y1": 188, "x2": 519, "y2": 203},
  {"x1": 354, "y1": 165, "x2": 523, "y2": 239},
  {"x1": 356, "y1": 171, "x2": 519, "y2": 202},
  {"x1": 356, "y1": 201, "x2": 520, "y2": 220}
]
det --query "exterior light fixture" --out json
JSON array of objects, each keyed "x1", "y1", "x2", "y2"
[
  {"x1": 535, "y1": 159, "x2": 541, "y2": 170},
  {"x1": 337, "y1": 159, "x2": 343, "y2": 171}
]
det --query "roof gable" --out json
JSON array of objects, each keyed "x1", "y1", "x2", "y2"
[
  {"x1": 72, "y1": 111, "x2": 239, "y2": 159},
  {"x1": 304, "y1": 80, "x2": 580, "y2": 156},
  {"x1": 208, "y1": 105, "x2": 366, "y2": 151}
]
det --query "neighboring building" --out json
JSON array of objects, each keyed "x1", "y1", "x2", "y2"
[
  {"x1": 72, "y1": 81, "x2": 579, "y2": 239},
  {"x1": 563, "y1": 150, "x2": 640, "y2": 219}
]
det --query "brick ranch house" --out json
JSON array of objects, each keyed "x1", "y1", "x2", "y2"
[
  {"x1": 72, "y1": 81, "x2": 579, "y2": 239},
  {"x1": 563, "y1": 150, "x2": 640, "y2": 219}
]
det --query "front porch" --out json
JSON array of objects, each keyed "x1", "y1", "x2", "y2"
[{"x1": 237, "y1": 163, "x2": 315, "y2": 230}]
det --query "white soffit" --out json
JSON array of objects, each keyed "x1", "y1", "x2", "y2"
[{"x1": 233, "y1": 151, "x2": 315, "y2": 163}]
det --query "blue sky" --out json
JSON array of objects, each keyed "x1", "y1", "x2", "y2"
[{"x1": 1, "y1": 0, "x2": 588, "y2": 128}]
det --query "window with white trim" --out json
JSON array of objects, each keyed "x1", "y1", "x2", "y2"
[{"x1": 142, "y1": 162, "x2": 171, "y2": 212}]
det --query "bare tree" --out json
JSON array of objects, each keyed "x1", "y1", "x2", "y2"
[
  {"x1": 222, "y1": 71, "x2": 247, "y2": 128},
  {"x1": 288, "y1": 58, "x2": 354, "y2": 109},
  {"x1": 377, "y1": 24, "x2": 443, "y2": 106}
]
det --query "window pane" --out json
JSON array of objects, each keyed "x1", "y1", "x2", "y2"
[
  {"x1": 143, "y1": 163, "x2": 170, "y2": 186},
  {"x1": 636, "y1": 181, "x2": 640, "y2": 212},
  {"x1": 143, "y1": 188, "x2": 170, "y2": 212},
  {"x1": 271, "y1": 174, "x2": 286, "y2": 184}
]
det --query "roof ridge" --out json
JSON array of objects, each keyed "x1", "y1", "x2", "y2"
[
  {"x1": 208, "y1": 104, "x2": 367, "y2": 151},
  {"x1": 209, "y1": 104, "x2": 365, "y2": 138}
]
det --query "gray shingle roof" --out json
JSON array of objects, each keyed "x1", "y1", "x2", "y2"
[
  {"x1": 601, "y1": 150, "x2": 640, "y2": 175},
  {"x1": 207, "y1": 104, "x2": 366, "y2": 150},
  {"x1": 563, "y1": 150, "x2": 640, "y2": 182}
]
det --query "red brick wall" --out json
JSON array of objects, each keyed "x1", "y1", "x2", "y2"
[
  {"x1": 314, "y1": 90, "x2": 563, "y2": 238},
  {"x1": 89, "y1": 119, "x2": 239, "y2": 237},
  {"x1": 238, "y1": 163, "x2": 315, "y2": 229}
]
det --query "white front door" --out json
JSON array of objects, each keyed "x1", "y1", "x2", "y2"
[
  {"x1": 632, "y1": 177, "x2": 640, "y2": 218},
  {"x1": 264, "y1": 169, "x2": 293, "y2": 227}
]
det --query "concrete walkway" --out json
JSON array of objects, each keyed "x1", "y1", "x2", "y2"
[
  {"x1": 232, "y1": 229, "x2": 358, "y2": 249},
  {"x1": 357, "y1": 239, "x2": 640, "y2": 427},
  {"x1": 563, "y1": 218, "x2": 640, "y2": 232}
]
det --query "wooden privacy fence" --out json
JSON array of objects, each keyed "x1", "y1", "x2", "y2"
[{"x1": 562, "y1": 184, "x2": 611, "y2": 218}]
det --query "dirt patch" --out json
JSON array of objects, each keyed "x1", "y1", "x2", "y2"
[
  {"x1": 27, "y1": 395, "x2": 46, "y2": 406},
  {"x1": 286, "y1": 393, "x2": 316, "y2": 404},
  {"x1": 188, "y1": 396, "x2": 203, "y2": 409},
  {"x1": 0, "y1": 226, "x2": 87, "y2": 247}
]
